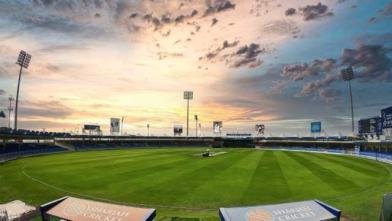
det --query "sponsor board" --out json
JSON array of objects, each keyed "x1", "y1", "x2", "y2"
[
  {"x1": 358, "y1": 117, "x2": 382, "y2": 135},
  {"x1": 46, "y1": 197, "x2": 155, "y2": 221},
  {"x1": 311, "y1": 122, "x2": 321, "y2": 133},
  {"x1": 174, "y1": 125, "x2": 183, "y2": 135},
  {"x1": 220, "y1": 200, "x2": 338, "y2": 221},
  {"x1": 110, "y1": 118, "x2": 121, "y2": 133},
  {"x1": 213, "y1": 121, "x2": 223, "y2": 134},
  {"x1": 255, "y1": 124, "x2": 265, "y2": 135},
  {"x1": 380, "y1": 193, "x2": 392, "y2": 221},
  {"x1": 382, "y1": 106, "x2": 392, "y2": 129}
]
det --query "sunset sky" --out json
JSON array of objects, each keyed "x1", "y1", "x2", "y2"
[{"x1": 0, "y1": 0, "x2": 392, "y2": 136}]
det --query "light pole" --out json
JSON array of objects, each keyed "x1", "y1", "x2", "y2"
[
  {"x1": 194, "y1": 115, "x2": 198, "y2": 137},
  {"x1": 121, "y1": 116, "x2": 126, "y2": 135},
  {"x1": 14, "y1": 50, "x2": 32, "y2": 130},
  {"x1": 183, "y1": 91, "x2": 193, "y2": 137},
  {"x1": 147, "y1": 123, "x2": 150, "y2": 136},
  {"x1": 7, "y1": 97, "x2": 14, "y2": 128},
  {"x1": 341, "y1": 66, "x2": 355, "y2": 135}
]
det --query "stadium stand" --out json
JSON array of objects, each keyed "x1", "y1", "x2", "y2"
[
  {"x1": 0, "y1": 143, "x2": 66, "y2": 161},
  {"x1": 0, "y1": 127, "x2": 71, "y2": 137}
]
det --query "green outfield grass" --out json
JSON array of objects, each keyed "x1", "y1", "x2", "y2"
[{"x1": 0, "y1": 148, "x2": 391, "y2": 221}]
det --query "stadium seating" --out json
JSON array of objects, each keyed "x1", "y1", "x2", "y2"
[
  {"x1": 0, "y1": 143, "x2": 66, "y2": 161},
  {"x1": 0, "y1": 127, "x2": 71, "y2": 137}
]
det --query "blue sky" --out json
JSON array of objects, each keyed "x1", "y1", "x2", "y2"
[{"x1": 0, "y1": 0, "x2": 391, "y2": 136}]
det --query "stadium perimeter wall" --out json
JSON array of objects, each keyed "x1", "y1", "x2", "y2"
[{"x1": 1, "y1": 134, "x2": 392, "y2": 160}]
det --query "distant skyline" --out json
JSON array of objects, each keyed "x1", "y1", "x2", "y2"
[{"x1": 0, "y1": 0, "x2": 392, "y2": 136}]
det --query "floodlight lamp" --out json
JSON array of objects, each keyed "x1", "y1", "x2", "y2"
[
  {"x1": 341, "y1": 67, "x2": 354, "y2": 81},
  {"x1": 22, "y1": 54, "x2": 32, "y2": 68},
  {"x1": 16, "y1": 50, "x2": 26, "y2": 66},
  {"x1": 16, "y1": 50, "x2": 32, "y2": 69},
  {"x1": 183, "y1": 91, "x2": 193, "y2": 100}
]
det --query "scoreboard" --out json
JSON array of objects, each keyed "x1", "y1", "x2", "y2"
[
  {"x1": 381, "y1": 106, "x2": 392, "y2": 129},
  {"x1": 358, "y1": 117, "x2": 382, "y2": 135}
]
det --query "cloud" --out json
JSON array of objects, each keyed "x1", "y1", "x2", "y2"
[
  {"x1": 157, "y1": 51, "x2": 184, "y2": 60},
  {"x1": 0, "y1": 62, "x2": 15, "y2": 78},
  {"x1": 232, "y1": 43, "x2": 264, "y2": 68},
  {"x1": 299, "y1": 3, "x2": 333, "y2": 21},
  {"x1": 383, "y1": 1, "x2": 392, "y2": 16},
  {"x1": 204, "y1": 0, "x2": 236, "y2": 16},
  {"x1": 269, "y1": 80, "x2": 288, "y2": 94},
  {"x1": 285, "y1": 8, "x2": 296, "y2": 16},
  {"x1": 318, "y1": 88, "x2": 341, "y2": 102},
  {"x1": 281, "y1": 59, "x2": 336, "y2": 81},
  {"x1": 262, "y1": 20, "x2": 300, "y2": 36},
  {"x1": 201, "y1": 41, "x2": 265, "y2": 68},
  {"x1": 19, "y1": 100, "x2": 74, "y2": 119},
  {"x1": 298, "y1": 74, "x2": 339, "y2": 97},
  {"x1": 139, "y1": 9, "x2": 199, "y2": 31},
  {"x1": 278, "y1": 44, "x2": 392, "y2": 101},
  {"x1": 341, "y1": 44, "x2": 392, "y2": 81},
  {"x1": 200, "y1": 40, "x2": 239, "y2": 61},
  {"x1": 356, "y1": 33, "x2": 392, "y2": 45},
  {"x1": 211, "y1": 18, "x2": 218, "y2": 26},
  {"x1": 0, "y1": 89, "x2": 5, "y2": 96},
  {"x1": 39, "y1": 44, "x2": 88, "y2": 53},
  {"x1": 173, "y1": 10, "x2": 198, "y2": 23}
]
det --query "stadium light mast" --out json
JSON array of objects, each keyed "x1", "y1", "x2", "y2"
[
  {"x1": 147, "y1": 123, "x2": 150, "y2": 137},
  {"x1": 14, "y1": 50, "x2": 32, "y2": 130},
  {"x1": 183, "y1": 91, "x2": 193, "y2": 137},
  {"x1": 121, "y1": 116, "x2": 126, "y2": 135},
  {"x1": 8, "y1": 96, "x2": 14, "y2": 128},
  {"x1": 341, "y1": 66, "x2": 355, "y2": 135},
  {"x1": 194, "y1": 115, "x2": 198, "y2": 137}
]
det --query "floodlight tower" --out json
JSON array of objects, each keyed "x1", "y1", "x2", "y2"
[
  {"x1": 194, "y1": 115, "x2": 198, "y2": 137},
  {"x1": 147, "y1": 123, "x2": 150, "y2": 136},
  {"x1": 7, "y1": 97, "x2": 14, "y2": 128},
  {"x1": 14, "y1": 50, "x2": 32, "y2": 130},
  {"x1": 341, "y1": 66, "x2": 355, "y2": 135},
  {"x1": 183, "y1": 91, "x2": 193, "y2": 137},
  {"x1": 121, "y1": 116, "x2": 126, "y2": 135}
]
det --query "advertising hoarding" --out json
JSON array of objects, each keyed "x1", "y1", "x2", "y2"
[
  {"x1": 358, "y1": 117, "x2": 382, "y2": 135},
  {"x1": 110, "y1": 118, "x2": 121, "y2": 133},
  {"x1": 174, "y1": 125, "x2": 183, "y2": 136},
  {"x1": 45, "y1": 197, "x2": 156, "y2": 221},
  {"x1": 83, "y1": 124, "x2": 100, "y2": 130},
  {"x1": 380, "y1": 193, "x2": 392, "y2": 221},
  {"x1": 213, "y1": 121, "x2": 223, "y2": 134},
  {"x1": 381, "y1": 106, "x2": 392, "y2": 129},
  {"x1": 255, "y1": 124, "x2": 265, "y2": 135},
  {"x1": 310, "y1": 122, "x2": 321, "y2": 133},
  {"x1": 219, "y1": 200, "x2": 339, "y2": 221}
]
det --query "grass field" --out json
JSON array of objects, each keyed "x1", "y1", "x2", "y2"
[{"x1": 0, "y1": 148, "x2": 391, "y2": 221}]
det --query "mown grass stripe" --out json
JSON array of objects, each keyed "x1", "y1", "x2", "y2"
[
  {"x1": 310, "y1": 153, "x2": 388, "y2": 177},
  {"x1": 28, "y1": 149, "x2": 193, "y2": 172},
  {"x1": 277, "y1": 151, "x2": 339, "y2": 200},
  {"x1": 240, "y1": 150, "x2": 292, "y2": 204},
  {"x1": 286, "y1": 152, "x2": 361, "y2": 192},
  {"x1": 32, "y1": 151, "x2": 192, "y2": 189},
  {"x1": 178, "y1": 150, "x2": 256, "y2": 207},
  {"x1": 128, "y1": 150, "x2": 250, "y2": 206}
]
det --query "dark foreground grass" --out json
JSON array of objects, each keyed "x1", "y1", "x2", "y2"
[{"x1": 0, "y1": 148, "x2": 391, "y2": 221}]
